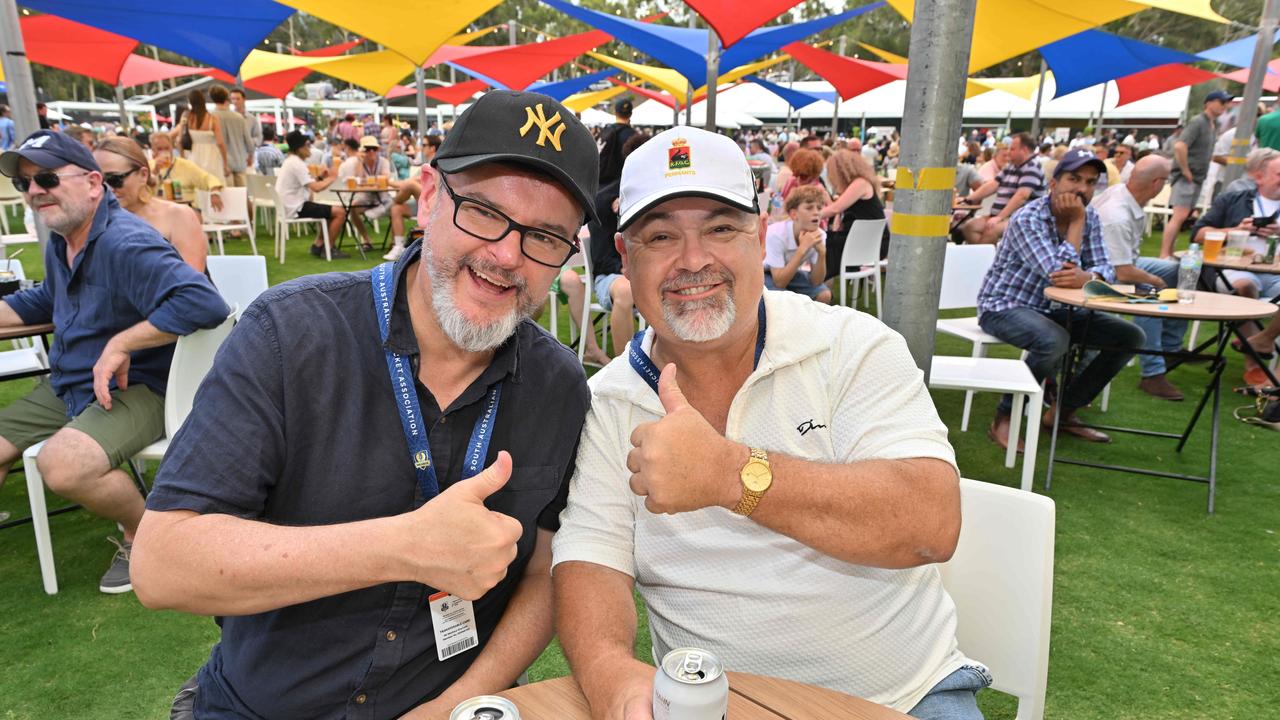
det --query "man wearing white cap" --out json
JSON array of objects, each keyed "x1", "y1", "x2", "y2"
[{"x1": 552, "y1": 127, "x2": 986, "y2": 719}]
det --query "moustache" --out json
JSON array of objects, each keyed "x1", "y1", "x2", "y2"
[
  {"x1": 660, "y1": 267, "x2": 733, "y2": 294},
  {"x1": 459, "y1": 254, "x2": 526, "y2": 293}
]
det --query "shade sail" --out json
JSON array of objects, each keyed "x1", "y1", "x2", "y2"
[
  {"x1": 745, "y1": 75, "x2": 833, "y2": 109},
  {"x1": 542, "y1": 0, "x2": 879, "y2": 84},
  {"x1": 1114, "y1": 64, "x2": 1221, "y2": 106},
  {"x1": 118, "y1": 55, "x2": 218, "y2": 89},
  {"x1": 275, "y1": 0, "x2": 500, "y2": 65},
  {"x1": 424, "y1": 79, "x2": 490, "y2": 105},
  {"x1": 683, "y1": 0, "x2": 805, "y2": 48},
  {"x1": 562, "y1": 85, "x2": 628, "y2": 113},
  {"x1": 529, "y1": 69, "x2": 621, "y2": 101},
  {"x1": 1221, "y1": 59, "x2": 1280, "y2": 92},
  {"x1": 448, "y1": 29, "x2": 613, "y2": 91},
  {"x1": 783, "y1": 42, "x2": 907, "y2": 101},
  {"x1": 610, "y1": 78, "x2": 680, "y2": 109},
  {"x1": 239, "y1": 50, "x2": 348, "y2": 81},
  {"x1": 886, "y1": 0, "x2": 1226, "y2": 73},
  {"x1": 21, "y1": 0, "x2": 292, "y2": 74},
  {"x1": 1197, "y1": 30, "x2": 1280, "y2": 67},
  {"x1": 858, "y1": 42, "x2": 908, "y2": 65},
  {"x1": 235, "y1": 40, "x2": 364, "y2": 99},
  {"x1": 1041, "y1": 29, "x2": 1201, "y2": 98},
  {"x1": 20, "y1": 14, "x2": 138, "y2": 86},
  {"x1": 591, "y1": 53, "x2": 691, "y2": 98},
  {"x1": 967, "y1": 74, "x2": 1048, "y2": 101},
  {"x1": 303, "y1": 50, "x2": 421, "y2": 96}
]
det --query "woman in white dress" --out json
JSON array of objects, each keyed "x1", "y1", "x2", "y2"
[{"x1": 172, "y1": 88, "x2": 227, "y2": 184}]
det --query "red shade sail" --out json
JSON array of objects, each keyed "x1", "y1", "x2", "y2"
[
  {"x1": 1221, "y1": 59, "x2": 1280, "y2": 93},
  {"x1": 118, "y1": 55, "x2": 218, "y2": 88},
  {"x1": 387, "y1": 79, "x2": 491, "y2": 105},
  {"x1": 22, "y1": 15, "x2": 138, "y2": 86},
  {"x1": 448, "y1": 30, "x2": 613, "y2": 91},
  {"x1": 783, "y1": 42, "x2": 906, "y2": 101},
  {"x1": 1114, "y1": 63, "x2": 1223, "y2": 106},
  {"x1": 683, "y1": 0, "x2": 806, "y2": 48},
  {"x1": 608, "y1": 77, "x2": 678, "y2": 109},
  {"x1": 232, "y1": 40, "x2": 365, "y2": 99}
]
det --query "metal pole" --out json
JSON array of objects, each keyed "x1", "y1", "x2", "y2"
[
  {"x1": 1222, "y1": 0, "x2": 1280, "y2": 186},
  {"x1": 1030, "y1": 58, "x2": 1047, "y2": 139},
  {"x1": 686, "y1": 12, "x2": 697, "y2": 126},
  {"x1": 786, "y1": 60, "x2": 795, "y2": 130},
  {"x1": 831, "y1": 36, "x2": 846, "y2": 139},
  {"x1": 1096, "y1": 81, "x2": 1108, "y2": 137},
  {"x1": 415, "y1": 66, "x2": 428, "y2": 137},
  {"x1": 883, "y1": 0, "x2": 979, "y2": 378},
  {"x1": 115, "y1": 86, "x2": 132, "y2": 131},
  {"x1": 0, "y1": 0, "x2": 48, "y2": 247},
  {"x1": 860, "y1": 112, "x2": 867, "y2": 141},
  {"x1": 704, "y1": 29, "x2": 719, "y2": 131}
]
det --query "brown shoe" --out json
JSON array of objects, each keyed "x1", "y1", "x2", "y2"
[
  {"x1": 1042, "y1": 406, "x2": 1112, "y2": 443},
  {"x1": 987, "y1": 413, "x2": 1025, "y2": 453},
  {"x1": 1138, "y1": 374, "x2": 1184, "y2": 401}
]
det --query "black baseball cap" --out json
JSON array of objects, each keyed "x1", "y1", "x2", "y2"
[
  {"x1": 614, "y1": 97, "x2": 634, "y2": 117},
  {"x1": 0, "y1": 130, "x2": 100, "y2": 177},
  {"x1": 1053, "y1": 148, "x2": 1106, "y2": 178},
  {"x1": 433, "y1": 90, "x2": 600, "y2": 222}
]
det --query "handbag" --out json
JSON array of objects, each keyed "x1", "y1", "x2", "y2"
[
  {"x1": 1233, "y1": 385, "x2": 1280, "y2": 431},
  {"x1": 180, "y1": 119, "x2": 193, "y2": 153}
]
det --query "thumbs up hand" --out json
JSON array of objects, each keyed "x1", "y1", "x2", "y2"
[
  {"x1": 627, "y1": 364, "x2": 743, "y2": 515},
  {"x1": 404, "y1": 451, "x2": 524, "y2": 600}
]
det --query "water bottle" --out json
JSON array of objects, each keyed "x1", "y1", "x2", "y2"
[{"x1": 1178, "y1": 243, "x2": 1201, "y2": 304}]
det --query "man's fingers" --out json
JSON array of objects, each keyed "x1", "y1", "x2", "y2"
[
  {"x1": 657, "y1": 364, "x2": 690, "y2": 415},
  {"x1": 629, "y1": 473, "x2": 646, "y2": 497},
  {"x1": 94, "y1": 370, "x2": 112, "y2": 410},
  {"x1": 448, "y1": 451, "x2": 513, "y2": 502},
  {"x1": 626, "y1": 448, "x2": 641, "y2": 473},
  {"x1": 629, "y1": 421, "x2": 654, "y2": 449}
]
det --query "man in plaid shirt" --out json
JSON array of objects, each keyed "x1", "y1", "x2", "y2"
[{"x1": 977, "y1": 148, "x2": 1146, "y2": 449}]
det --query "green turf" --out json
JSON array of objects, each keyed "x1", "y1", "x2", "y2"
[{"x1": 0, "y1": 219, "x2": 1276, "y2": 719}]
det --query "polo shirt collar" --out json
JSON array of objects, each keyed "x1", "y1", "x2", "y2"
[
  {"x1": 382, "y1": 238, "x2": 523, "y2": 385},
  {"x1": 1108, "y1": 184, "x2": 1144, "y2": 221}
]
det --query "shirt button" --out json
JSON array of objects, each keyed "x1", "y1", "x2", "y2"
[
  {"x1": 385, "y1": 630, "x2": 397, "y2": 641},
  {"x1": 355, "y1": 693, "x2": 367, "y2": 704}
]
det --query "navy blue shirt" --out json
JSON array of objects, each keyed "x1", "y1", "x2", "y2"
[
  {"x1": 4, "y1": 190, "x2": 229, "y2": 416},
  {"x1": 146, "y1": 241, "x2": 590, "y2": 720}
]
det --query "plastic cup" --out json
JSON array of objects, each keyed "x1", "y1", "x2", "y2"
[
  {"x1": 1225, "y1": 229, "x2": 1249, "y2": 259},
  {"x1": 346, "y1": 177, "x2": 357, "y2": 190},
  {"x1": 1203, "y1": 231, "x2": 1225, "y2": 262}
]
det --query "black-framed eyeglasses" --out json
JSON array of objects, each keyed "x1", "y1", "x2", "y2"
[
  {"x1": 438, "y1": 172, "x2": 578, "y2": 268},
  {"x1": 12, "y1": 170, "x2": 92, "y2": 194},
  {"x1": 103, "y1": 166, "x2": 142, "y2": 190}
]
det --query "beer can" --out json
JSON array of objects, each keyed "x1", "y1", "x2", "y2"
[
  {"x1": 653, "y1": 647, "x2": 728, "y2": 720},
  {"x1": 448, "y1": 695, "x2": 520, "y2": 720}
]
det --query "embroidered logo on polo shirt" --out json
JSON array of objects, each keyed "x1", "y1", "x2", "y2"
[{"x1": 796, "y1": 419, "x2": 827, "y2": 436}]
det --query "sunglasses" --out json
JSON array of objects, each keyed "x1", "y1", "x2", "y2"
[
  {"x1": 103, "y1": 166, "x2": 142, "y2": 190},
  {"x1": 12, "y1": 170, "x2": 92, "y2": 194}
]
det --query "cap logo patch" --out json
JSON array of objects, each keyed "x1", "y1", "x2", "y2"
[
  {"x1": 667, "y1": 137, "x2": 691, "y2": 170},
  {"x1": 519, "y1": 103, "x2": 565, "y2": 152},
  {"x1": 20, "y1": 135, "x2": 49, "y2": 150}
]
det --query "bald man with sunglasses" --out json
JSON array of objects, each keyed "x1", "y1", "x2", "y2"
[{"x1": 0, "y1": 130, "x2": 228, "y2": 593}]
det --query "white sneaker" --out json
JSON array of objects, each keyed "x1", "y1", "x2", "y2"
[{"x1": 382, "y1": 244, "x2": 405, "y2": 261}]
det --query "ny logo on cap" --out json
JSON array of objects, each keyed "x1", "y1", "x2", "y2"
[
  {"x1": 519, "y1": 103, "x2": 565, "y2": 152},
  {"x1": 20, "y1": 135, "x2": 50, "y2": 150}
]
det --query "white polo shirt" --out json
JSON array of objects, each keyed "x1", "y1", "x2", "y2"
[
  {"x1": 552, "y1": 290, "x2": 972, "y2": 713},
  {"x1": 1091, "y1": 183, "x2": 1145, "y2": 266}
]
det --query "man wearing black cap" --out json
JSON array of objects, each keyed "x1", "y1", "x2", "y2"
[
  {"x1": 132, "y1": 91, "x2": 599, "y2": 720},
  {"x1": 0, "y1": 130, "x2": 229, "y2": 593},
  {"x1": 1160, "y1": 90, "x2": 1231, "y2": 258},
  {"x1": 978, "y1": 148, "x2": 1145, "y2": 448},
  {"x1": 598, "y1": 96, "x2": 636, "y2": 186}
]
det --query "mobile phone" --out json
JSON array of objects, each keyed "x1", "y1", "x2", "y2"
[{"x1": 1252, "y1": 215, "x2": 1276, "y2": 228}]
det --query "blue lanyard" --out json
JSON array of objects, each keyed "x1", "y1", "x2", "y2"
[
  {"x1": 628, "y1": 299, "x2": 766, "y2": 393},
  {"x1": 372, "y1": 262, "x2": 501, "y2": 500}
]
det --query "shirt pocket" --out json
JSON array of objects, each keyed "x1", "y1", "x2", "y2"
[{"x1": 486, "y1": 464, "x2": 563, "y2": 554}]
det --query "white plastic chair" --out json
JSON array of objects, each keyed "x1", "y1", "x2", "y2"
[
  {"x1": 939, "y1": 478, "x2": 1055, "y2": 720},
  {"x1": 936, "y1": 243, "x2": 1012, "y2": 431},
  {"x1": 929, "y1": 356, "x2": 1044, "y2": 491},
  {"x1": 1143, "y1": 183, "x2": 1173, "y2": 235},
  {"x1": 21, "y1": 309, "x2": 237, "y2": 594},
  {"x1": 245, "y1": 173, "x2": 276, "y2": 230},
  {"x1": 207, "y1": 255, "x2": 268, "y2": 320},
  {"x1": 0, "y1": 174, "x2": 24, "y2": 234},
  {"x1": 272, "y1": 187, "x2": 331, "y2": 263},
  {"x1": 836, "y1": 218, "x2": 887, "y2": 316},
  {"x1": 0, "y1": 260, "x2": 48, "y2": 370},
  {"x1": 197, "y1": 188, "x2": 256, "y2": 256}
]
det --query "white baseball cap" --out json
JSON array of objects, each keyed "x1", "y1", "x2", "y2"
[{"x1": 617, "y1": 125, "x2": 758, "y2": 231}]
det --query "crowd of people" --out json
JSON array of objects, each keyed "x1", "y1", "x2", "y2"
[{"x1": 0, "y1": 79, "x2": 1276, "y2": 720}]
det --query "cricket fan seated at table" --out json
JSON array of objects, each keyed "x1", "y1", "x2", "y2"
[
  {"x1": 551, "y1": 126, "x2": 992, "y2": 720},
  {"x1": 0, "y1": 130, "x2": 229, "y2": 594}
]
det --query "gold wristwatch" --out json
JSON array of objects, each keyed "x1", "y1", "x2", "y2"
[{"x1": 732, "y1": 447, "x2": 773, "y2": 517}]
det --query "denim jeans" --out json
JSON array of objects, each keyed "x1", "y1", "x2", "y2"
[
  {"x1": 907, "y1": 665, "x2": 992, "y2": 720},
  {"x1": 979, "y1": 305, "x2": 1146, "y2": 415},
  {"x1": 1132, "y1": 257, "x2": 1188, "y2": 377}
]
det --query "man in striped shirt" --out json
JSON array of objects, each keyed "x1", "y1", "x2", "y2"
[{"x1": 960, "y1": 132, "x2": 1045, "y2": 244}]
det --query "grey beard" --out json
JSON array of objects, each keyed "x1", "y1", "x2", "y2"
[
  {"x1": 660, "y1": 269, "x2": 737, "y2": 343},
  {"x1": 421, "y1": 235, "x2": 539, "y2": 353}
]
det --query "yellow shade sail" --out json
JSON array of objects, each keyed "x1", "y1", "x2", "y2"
[
  {"x1": 887, "y1": 0, "x2": 1226, "y2": 72},
  {"x1": 858, "y1": 42, "x2": 907, "y2": 65},
  {"x1": 302, "y1": 50, "x2": 419, "y2": 96},
  {"x1": 589, "y1": 53, "x2": 690, "y2": 98},
  {"x1": 237, "y1": 49, "x2": 353, "y2": 81},
  {"x1": 448, "y1": 25, "x2": 502, "y2": 46},
  {"x1": 967, "y1": 74, "x2": 1048, "y2": 101},
  {"x1": 275, "y1": 0, "x2": 501, "y2": 64},
  {"x1": 563, "y1": 85, "x2": 627, "y2": 113}
]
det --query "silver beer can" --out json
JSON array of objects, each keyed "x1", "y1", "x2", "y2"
[
  {"x1": 652, "y1": 647, "x2": 729, "y2": 720},
  {"x1": 448, "y1": 695, "x2": 521, "y2": 720}
]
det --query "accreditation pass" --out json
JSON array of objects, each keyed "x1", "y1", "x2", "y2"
[{"x1": 429, "y1": 591, "x2": 480, "y2": 661}]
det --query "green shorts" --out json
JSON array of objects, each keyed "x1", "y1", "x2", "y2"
[{"x1": 0, "y1": 381, "x2": 165, "y2": 468}]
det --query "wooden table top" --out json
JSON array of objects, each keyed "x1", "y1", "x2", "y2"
[
  {"x1": 0, "y1": 322, "x2": 53, "y2": 341},
  {"x1": 1174, "y1": 249, "x2": 1280, "y2": 274},
  {"x1": 1044, "y1": 285, "x2": 1278, "y2": 321},
  {"x1": 493, "y1": 673, "x2": 909, "y2": 720}
]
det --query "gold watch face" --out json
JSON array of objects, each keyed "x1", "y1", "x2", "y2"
[{"x1": 741, "y1": 459, "x2": 773, "y2": 492}]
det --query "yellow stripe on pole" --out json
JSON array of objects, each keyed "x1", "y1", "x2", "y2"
[
  {"x1": 1226, "y1": 156, "x2": 1248, "y2": 164},
  {"x1": 890, "y1": 213, "x2": 951, "y2": 237},
  {"x1": 1231, "y1": 138, "x2": 1252, "y2": 146},
  {"x1": 894, "y1": 167, "x2": 956, "y2": 191}
]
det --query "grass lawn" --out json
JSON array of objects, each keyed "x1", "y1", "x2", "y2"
[{"x1": 0, "y1": 218, "x2": 1276, "y2": 719}]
